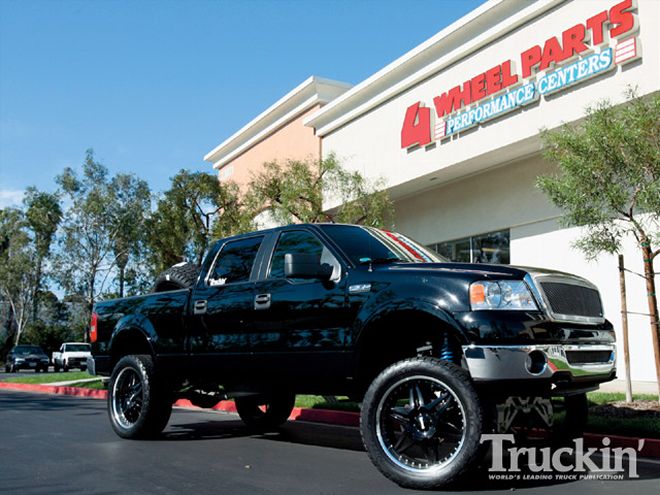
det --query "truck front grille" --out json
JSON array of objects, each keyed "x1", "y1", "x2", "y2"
[
  {"x1": 565, "y1": 350, "x2": 613, "y2": 364},
  {"x1": 539, "y1": 281, "x2": 603, "y2": 320}
]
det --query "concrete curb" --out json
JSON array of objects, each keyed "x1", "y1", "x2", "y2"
[{"x1": 2, "y1": 381, "x2": 659, "y2": 458}]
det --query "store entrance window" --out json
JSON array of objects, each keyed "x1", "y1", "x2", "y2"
[{"x1": 429, "y1": 229, "x2": 510, "y2": 264}]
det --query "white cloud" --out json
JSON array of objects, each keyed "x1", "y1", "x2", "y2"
[{"x1": 0, "y1": 189, "x2": 25, "y2": 208}]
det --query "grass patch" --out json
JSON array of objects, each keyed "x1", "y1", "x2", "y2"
[
  {"x1": 71, "y1": 380, "x2": 105, "y2": 390},
  {"x1": 5, "y1": 371, "x2": 91, "y2": 384},
  {"x1": 585, "y1": 391, "x2": 660, "y2": 438},
  {"x1": 295, "y1": 395, "x2": 360, "y2": 412},
  {"x1": 585, "y1": 416, "x2": 660, "y2": 439},
  {"x1": 587, "y1": 391, "x2": 658, "y2": 404}
]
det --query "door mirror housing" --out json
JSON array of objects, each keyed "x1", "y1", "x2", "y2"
[{"x1": 284, "y1": 253, "x2": 333, "y2": 281}]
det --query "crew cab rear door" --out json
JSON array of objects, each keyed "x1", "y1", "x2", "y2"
[{"x1": 188, "y1": 234, "x2": 267, "y2": 377}]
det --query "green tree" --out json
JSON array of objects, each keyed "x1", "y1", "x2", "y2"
[
  {"x1": 108, "y1": 174, "x2": 151, "y2": 297},
  {"x1": 537, "y1": 89, "x2": 660, "y2": 398},
  {"x1": 247, "y1": 154, "x2": 393, "y2": 227},
  {"x1": 56, "y1": 150, "x2": 118, "y2": 322},
  {"x1": 23, "y1": 187, "x2": 62, "y2": 320},
  {"x1": 22, "y1": 291, "x2": 78, "y2": 354},
  {"x1": 0, "y1": 208, "x2": 36, "y2": 346},
  {"x1": 147, "y1": 170, "x2": 252, "y2": 272}
]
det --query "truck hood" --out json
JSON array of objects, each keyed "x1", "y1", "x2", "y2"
[
  {"x1": 382, "y1": 262, "x2": 527, "y2": 278},
  {"x1": 381, "y1": 262, "x2": 590, "y2": 282}
]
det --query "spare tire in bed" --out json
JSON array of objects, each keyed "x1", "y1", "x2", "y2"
[{"x1": 153, "y1": 262, "x2": 200, "y2": 292}]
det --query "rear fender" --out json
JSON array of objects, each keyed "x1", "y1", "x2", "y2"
[{"x1": 109, "y1": 314, "x2": 156, "y2": 361}]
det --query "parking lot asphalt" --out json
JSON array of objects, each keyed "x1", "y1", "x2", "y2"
[{"x1": 1, "y1": 390, "x2": 659, "y2": 495}]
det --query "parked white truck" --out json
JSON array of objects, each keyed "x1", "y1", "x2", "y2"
[{"x1": 52, "y1": 343, "x2": 92, "y2": 372}]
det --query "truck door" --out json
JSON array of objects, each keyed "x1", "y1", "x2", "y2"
[
  {"x1": 249, "y1": 228, "x2": 353, "y2": 380},
  {"x1": 188, "y1": 234, "x2": 266, "y2": 377}
]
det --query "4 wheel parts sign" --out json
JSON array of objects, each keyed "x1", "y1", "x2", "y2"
[{"x1": 401, "y1": 0, "x2": 641, "y2": 150}]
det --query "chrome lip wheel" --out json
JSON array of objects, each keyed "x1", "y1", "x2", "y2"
[
  {"x1": 375, "y1": 375, "x2": 467, "y2": 473},
  {"x1": 111, "y1": 367, "x2": 143, "y2": 430}
]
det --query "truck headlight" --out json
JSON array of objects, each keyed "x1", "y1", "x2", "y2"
[{"x1": 470, "y1": 280, "x2": 538, "y2": 310}]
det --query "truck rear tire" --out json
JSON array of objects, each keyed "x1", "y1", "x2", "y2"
[
  {"x1": 108, "y1": 354, "x2": 172, "y2": 439},
  {"x1": 154, "y1": 262, "x2": 199, "y2": 292},
  {"x1": 360, "y1": 357, "x2": 484, "y2": 490},
  {"x1": 554, "y1": 392, "x2": 588, "y2": 440},
  {"x1": 235, "y1": 392, "x2": 296, "y2": 431}
]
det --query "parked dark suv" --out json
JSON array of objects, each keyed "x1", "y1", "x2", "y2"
[{"x1": 5, "y1": 345, "x2": 50, "y2": 373}]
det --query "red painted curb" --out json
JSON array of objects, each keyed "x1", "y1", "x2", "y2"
[
  {"x1": 2, "y1": 381, "x2": 659, "y2": 458},
  {"x1": 584, "y1": 432, "x2": 660, "y2": 459},
  {"x1": 0, "y1": 381, "x2": 108, "y2": 399}
]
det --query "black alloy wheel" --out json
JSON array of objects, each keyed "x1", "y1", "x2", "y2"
[
  {"x1": 361, "y1": 357, "x2": 484, "y2": 489},
  {"x1": 108, "y1": 354, "x2": 172, "y2": 439}
]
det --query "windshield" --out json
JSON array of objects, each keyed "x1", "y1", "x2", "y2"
[
  {"x1": 66, "y1": 344, "x2": 91, "y2": 352},
  {"x1": 319, "y1": 225, "x2": 447, "y2": 265},
  {"x1": 14, "y1": 346, "x2": 44, "y2": 355}
]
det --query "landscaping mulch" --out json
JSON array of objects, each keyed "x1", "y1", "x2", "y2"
[{"x1": 591, "y1": 400, "x2": 660, "y2": 419}]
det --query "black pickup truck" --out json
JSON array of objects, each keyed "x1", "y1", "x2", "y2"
[{"x1": 89, "y1": 223, "x2": 616, "y2": 489}]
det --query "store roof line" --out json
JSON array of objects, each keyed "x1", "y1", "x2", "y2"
[
  {"x1": 304, "y1": 0, "x2": 563, "y2": 136},
  {"x1": 204, "y1": 76, "x2": 352, "y2": 168}
]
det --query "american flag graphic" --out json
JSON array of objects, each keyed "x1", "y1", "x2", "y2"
[
  {"x1": 434, "y1": 120, "x2": 447, "y2": 141},
  {"x1": 614, "y1": 37, "x2": 638, "y2": 65}
]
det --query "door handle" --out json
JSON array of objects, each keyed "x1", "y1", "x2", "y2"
[
  {"x1": 194, "y1": 300, "x2": 207, "y2": 315},
  {"x1": 254, "y1": 293, "x2": 271, "y2": 310}
]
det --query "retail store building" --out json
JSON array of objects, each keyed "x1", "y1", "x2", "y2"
[{"x1": 205, "y1": 0, "x2": 660, "y2": 385}]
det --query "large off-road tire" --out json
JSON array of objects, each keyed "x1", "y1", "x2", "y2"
[
  {"x1": 108, "y1": 354, "x2": 172, "y2": 439},
  {"x1": 153, "y1": 262, "x2": 199, "y2": 292},
  {"x1": 360, "y1": 357, "x2": 484, "y2": 490},
  {"x1": 235, "y1": 392, "x2": 296, "y2": 431},
  {"x1": 54, "y1": 363, "x2": 61, "y2": 372}
]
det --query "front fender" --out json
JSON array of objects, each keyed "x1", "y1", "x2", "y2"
[{"x1": 353, "y1": 298, "x2": 468, "y2": 346}]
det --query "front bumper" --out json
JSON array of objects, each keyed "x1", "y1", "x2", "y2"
[
  {"x1": 462, "y1": 343, "x2": 616, "y2": 383},
  {"x1": 13, "y1": 360, "x2": 49, "y2": 370}
]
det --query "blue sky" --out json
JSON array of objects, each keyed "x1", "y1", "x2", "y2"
[{"x1": 0, "y1": 0, "x2": 485, "y2": 206}]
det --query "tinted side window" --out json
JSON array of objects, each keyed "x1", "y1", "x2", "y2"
[
  {"x1": 210, "y1": 236, "x2": 263, "y2": 285},
  {"x1": 269, "y1": 230, "x2": 336, "y2": 279}
]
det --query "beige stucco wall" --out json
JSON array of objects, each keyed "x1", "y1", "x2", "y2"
[{"x1": 220, "y1": 104, "x2": 322, "y2": 189}]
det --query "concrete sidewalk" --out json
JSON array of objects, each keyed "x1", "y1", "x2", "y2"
[
  {"x1": 46, "y1": 377, "x2": 102, "y2": 387},
  {"x1": 598, "y1": 379, "x2": 658, "y2": 395}
]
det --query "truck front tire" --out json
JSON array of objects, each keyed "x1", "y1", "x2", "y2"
[
  {"x1": 235, "y1": 392, "x2": 296, "y2": 431},
  {"x1": 360, "y1": 357, "x2": 484, "y2": 490},
  {"x1": 108, "y1": 354, "x2": 172, "y2": 439}
]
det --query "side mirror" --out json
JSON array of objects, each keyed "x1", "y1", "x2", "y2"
[{"x1": 284, "y1": 253, "x2": 333, "y2": 281}]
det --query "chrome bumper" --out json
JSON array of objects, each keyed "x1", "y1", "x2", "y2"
[{"x1": 462, "y1": 343, "x2": 616, "y2": 381}]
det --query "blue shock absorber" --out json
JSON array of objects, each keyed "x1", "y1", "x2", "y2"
[{"x1": 440, "y1": 333, "x2": 454, "y2": 362}]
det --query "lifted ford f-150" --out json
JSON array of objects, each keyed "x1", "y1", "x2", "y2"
[{"x1": 89, "y1": 223, "x2": 616, "y2": 489}]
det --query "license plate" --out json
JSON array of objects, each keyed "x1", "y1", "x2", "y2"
[{"x1": 29, "y1": 362, "x2": 36, "y2": 367}]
